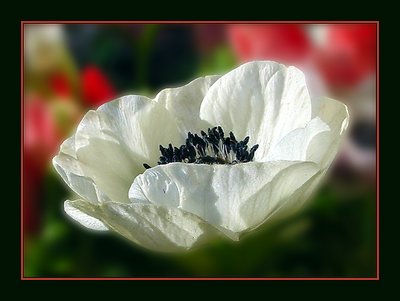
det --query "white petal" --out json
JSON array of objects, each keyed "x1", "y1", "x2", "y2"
[
  {"x1": 240, "y1": 167, "x2": 323, "y2": 232},
  {"x1": 129, "y1": 161, "x2": 319, "y2": 233},
  {"x1": 312, "y1": 97, "x2": 349, "y2": 136},
  {"x1": 199, "y1": 61, "x2": 312, "y2": 161},
  {"x1": 155, "y1": 75, "x2": 220, "y2": 135},
  {"x1": 290, "y1": 172, "x2": 325, "y2": 210},
  {"x1": 57, "y1": 95, "x2": 181, "y2": 203},
  {"x1": 58, "y1": 135, "x2": 77, "y2": 158},
  {"x1": 53, "y1": 136, "x2": 112, "y2": 204},
  {"x1": 265, "y1": 117, "x2": 330, "y2": 162},
  {"x1": 64, "y1": 200, "x2": 108, "y2": 231},
  {"x1": 64, "y1": 200, "x2": 219, "y2": 252},
  {"x1": 307, "y1": 97, "x2": 349, "y2": 168}
]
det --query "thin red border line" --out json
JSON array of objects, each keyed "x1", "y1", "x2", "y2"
[
  {"x1": 21, "y1": 21, "x2": 379, "y2": 24},
  {"x1": 376, "y1": 21, "x2": 380, "y2": 280},
  {"x1": 21, "y1": 21, "x2": 24, "y2": 280},
  {"x1": 23, "y1": 277, "x2": 379, "y2": 281},
  {"x1": 21, "y1": 21, "x2": 380, "y2": 280}
]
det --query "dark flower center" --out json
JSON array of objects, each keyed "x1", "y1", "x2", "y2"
[{"x1": 143, "y1": 126, "x2": 259, "y2": 169}]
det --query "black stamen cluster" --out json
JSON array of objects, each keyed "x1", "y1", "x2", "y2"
[{"x1": 143, "y1": 126, "x2": 259, "y2": 169}]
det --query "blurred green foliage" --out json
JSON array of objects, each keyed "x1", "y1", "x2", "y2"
[{"x1": 25, "y1": 170, "x2": 376, "y2": 277}]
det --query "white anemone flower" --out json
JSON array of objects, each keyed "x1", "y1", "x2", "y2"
[{"x1": 53, "y1": 61, "x2": 349, "y2": 252}]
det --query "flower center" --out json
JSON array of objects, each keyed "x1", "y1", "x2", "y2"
[{"x1": 143, "y1": 126, "x2": 259, "y2": 169}]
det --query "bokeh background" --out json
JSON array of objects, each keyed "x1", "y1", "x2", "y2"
[{"x1": 23, "y1": 23, "x2": 377, "y2": 278}]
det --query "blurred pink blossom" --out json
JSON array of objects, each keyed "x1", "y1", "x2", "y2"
[
  {"x1": 25, "y1": 97, "x2": 61, "y2": 169},
  {"x1": 24, "y1": 96, "x2": 62, "y2": 233},
  {"x1": 312, "y1": 24, "x2": 377, "y2": 90},
  {"x1": 227, "y1": 24, "x2": 377, "y2": 91},
  {"x1": 227, "y1": 24, "x2": 311, "y2": 65},
  {"x1": 81, "y1": 65, "x2": 117, "y2": 108}
]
